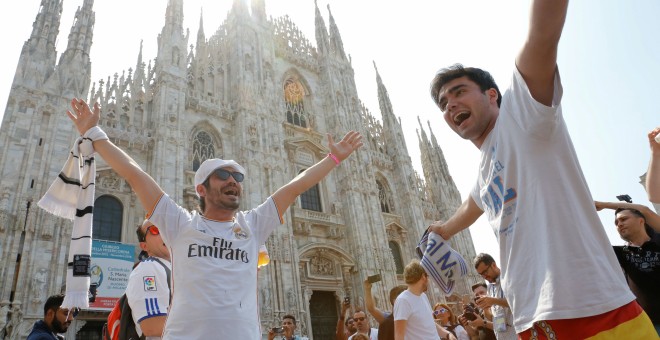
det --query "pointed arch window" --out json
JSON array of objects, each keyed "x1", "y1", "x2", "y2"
[
  {"x1": 299, "y1": 169, "x2": 322, "y2": 212},
  {"x1": 284, "y1": 78, "x2": 308, "y2": 128},
  {"x1": 377, "y1": 180, "x2": 394, "y2": 213},
  {"x1": 192, "y1": 131, "x2": 216, "y2": 171},
  {"x1": 93, "y1": 195, "x2": 123, "y2": 242},
  {"x1": 389, "y1": 241, "x2": 404, "y2": 274}
]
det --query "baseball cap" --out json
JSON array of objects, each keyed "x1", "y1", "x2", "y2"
[{"x1": 194, "y1": 159, "x2": 246, "y2": 197}]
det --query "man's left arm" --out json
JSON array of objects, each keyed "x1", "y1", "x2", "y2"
[
  {"x1": 515, "y1": 0, "x2": 569, "y2": 106},
  {"x1": 272, "y1": 131, "x2": 362, "y2": 215}
]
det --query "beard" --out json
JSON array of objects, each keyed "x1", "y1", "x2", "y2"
[{"x1": 51, "y1": 316, "x2": 70, "y2": 333}]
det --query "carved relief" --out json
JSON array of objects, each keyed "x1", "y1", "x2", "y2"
[{"x1": 309, "y1": 255, "x2": 334, "y2": 276}]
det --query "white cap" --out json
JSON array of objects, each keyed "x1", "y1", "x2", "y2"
[{"x1": 194, "y1": 159, "x2": 246, "y2": 197}]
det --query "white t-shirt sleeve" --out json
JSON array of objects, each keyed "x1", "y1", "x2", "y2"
[
  {"x1": 245, "y1": 196, "x2": 283, "y2": 245},
  {"x1": 393, "y1": 295, "x2": 412, "y2": 321},
  {"x1": 126, "y1": 261, "x2": 170, "y2": 324},
  {"x1": 147, "y1": 194, "x2": 194, "y2": 246}
]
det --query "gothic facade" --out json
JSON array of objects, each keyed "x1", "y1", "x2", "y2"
[{"x1": 0, "y1": 0, "x2": 479, "y2": 338}]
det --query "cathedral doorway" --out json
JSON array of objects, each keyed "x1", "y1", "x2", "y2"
[{"x1": 309, "y1": 290, "x2": 338, "y2": 340}]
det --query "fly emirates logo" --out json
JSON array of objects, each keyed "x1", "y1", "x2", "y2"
[{"x1": 187, "y1": 237, "x2": 249, "y2": 263}]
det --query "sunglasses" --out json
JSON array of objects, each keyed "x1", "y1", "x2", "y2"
[
  {"x1": 61, "y1": 307, "x2": 80, "y2": 318},
  {"x1": 213, "y1": 168, "x2": 244, "y2": 182},
  {"x1": 354, "y1": 317, "x2": 366, "y2": 322},
  {"x1": 433, "y1": 308, "x2": 448, "y2": 316},
  {"x1": 139, "y1": 225, "x2": 160, "y2": 242}
]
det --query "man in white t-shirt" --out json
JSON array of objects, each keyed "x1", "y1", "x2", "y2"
[
  {"x1": 393, "y1": 261, "x2": 454, "y2": 340},
  {"x1": 65, "y1": 99, "x2": 362, "y2": 339},
  {"x1": 347, "y1": 311, "x2": 378, "y2": 340},
  {"x1": 126, "y1": 220, "x2": 171, "y2": 340},
  {"x1": 428, "y1": 0, "x2": 656, "y2": 338}
]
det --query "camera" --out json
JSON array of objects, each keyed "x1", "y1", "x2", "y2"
[
  {"x1": 272, "y1": 327, "x2": 284, "y2": 334},
  {"x1": 460, "y1": 303, "x2": 478, "y2": 321},
  {"x1": 344, "y1": 296, "x2": 350, "y2": 304}
]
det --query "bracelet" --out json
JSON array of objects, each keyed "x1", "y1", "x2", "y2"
[{"x1": 327, "y1": 153, "x2": 340, "y2": 165}]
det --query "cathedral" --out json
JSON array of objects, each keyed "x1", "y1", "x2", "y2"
[{"x1": 0, "y1": 0, "x2": 479, "y2": 338}]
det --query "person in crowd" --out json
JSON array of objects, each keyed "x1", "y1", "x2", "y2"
[
  {"x1": 459, "y1": 283, "x2": 496, "y2": 340},
  {"x1": 596, "y1": 200, "x2": 660, "y2": 335},
  {"x1": 268, "y1": 314, "x2": 305, "y2": 340},
  {"x1": 472, "y1": 254, "x2": 516, "y2": 340},
  {"x1": 427, "y1": 0, "x2": 656, "y2": 337},
  {"x1": 335, "y1": 298, "x2": 357, "y2": 340},
  {"x1": 394, "y1": 260, "x2": 455, "y2": 340},
  {"x1": 433, "y1": 303, "x2": 469, "y2": 340},
  {"x1": 26, "y1": 294, "x2": 77, "y2": 340},
  {"x1": 65, "y1": 98, "x2": 362, "y2": 339},
  {"x1": 348, "y1": 310, "x2": 378, "y2": 340},
  {"x1": 647, "y1": 127, "x2": 660, "y2": 203},
  {"x1": 126, "y1": 220, "x2": 172, "y2": 340}
]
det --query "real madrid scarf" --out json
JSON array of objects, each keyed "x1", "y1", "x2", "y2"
[
  {"x1": 38, "y1": 126, "x2": 108, "y2": 309},
  {"x1": 416, "y1": 229, "x2": 468, "y2": 295}
]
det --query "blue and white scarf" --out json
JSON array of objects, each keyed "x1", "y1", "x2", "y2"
[{"x1": 416, "y1": 230, "x2": 468, "y2": 295}]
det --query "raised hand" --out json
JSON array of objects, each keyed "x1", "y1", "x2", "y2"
[
  {"x1": 66, "y1": 98, "x2": 100, "y2": 135},
  {"x1": 327, "y1": 131, "x2": 363, "y2": 162},
  {"x1": 648, "y1": 126, "x2": 660, "y2": 154}
]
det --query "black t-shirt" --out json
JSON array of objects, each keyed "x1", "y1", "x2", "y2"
[
  {"x1": 377, "y1": 313, "x2": 394, "y2": 340},
  {"x1": 612, "y1": 232, "x2": 660, "y2": 325}
]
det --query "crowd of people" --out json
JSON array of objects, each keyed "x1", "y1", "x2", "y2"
[{"x1": 24, "y1": 0, "x2": 660, "y2": 338}]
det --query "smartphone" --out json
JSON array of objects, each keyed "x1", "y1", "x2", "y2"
[
  {"x1": 272, "y1": 327, "x2": 284, "y2": 333},
  {"x1": 367, "y1": 274, "x2": 381, "y2": 283}
]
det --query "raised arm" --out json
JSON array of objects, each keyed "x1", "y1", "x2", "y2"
[
  {"x1": 67, "y1": 98, "x2": 163, "y2": 212},
  {"x1": 515, "y1": 0, "x2": 569, "y2": 106},
  {"x1": 363, "y1": 279, "x2": 386, "y2": 323},
  {"x1": 647, "y1": 127, "x2": 660, "y2": 203},
  {"x1": 595, "y1": 201, "x2": 660, "y2": 233},
  {"x1": 272, "y1": 131, "x2": 362, "y2": 215},
  {"x1": 431, "y1": 196, "x2": 483, "y2": 239}
]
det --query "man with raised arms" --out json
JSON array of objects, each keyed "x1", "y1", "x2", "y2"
[
  {"x1": 428, "y1": 0, "x2": 656, "y2": 337},
  {"x1": 66, "y1": 98, "x2": 362, "y2": 339}
]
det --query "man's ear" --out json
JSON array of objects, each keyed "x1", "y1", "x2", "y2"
[
  {"x1": 45, "y1": 308, "x2": 56, "y2": 323},
  {"x1": 487, "y1": 88, "x2": 499, "y2": 104},
  {"x1": 139, "y1": 241, "x2": 149, "y2": 252},
  {"x1": 196, "y1": 184, "x2": 206, "y2": 197}
]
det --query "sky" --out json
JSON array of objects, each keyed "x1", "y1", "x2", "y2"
[{"x1": 1, "y1": 0, "x2": 659, "y2": 263}]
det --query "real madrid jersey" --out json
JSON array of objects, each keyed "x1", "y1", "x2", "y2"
[
  {"x1": 126, "y1": 257, "x2": 171, "y2": 340},
  {"x1": 148, "y1": 194, "x2": 282, "y2": 339}
]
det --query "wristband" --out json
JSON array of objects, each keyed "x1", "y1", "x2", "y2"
[
  {"x1": 83, "y1": 126, "x2": 109, "y2": 141},
  {"x1": 328, "y1": 153, "x2": 340, "y2": 165}
]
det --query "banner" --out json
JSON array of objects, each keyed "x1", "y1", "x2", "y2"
[{"x1": 88, "y1": 240, "x2": 136, "y2": 310}]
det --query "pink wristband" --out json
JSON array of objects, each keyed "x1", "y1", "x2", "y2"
[{"x1": 328, "y1": 153, "x2": 340, "y2": 165}]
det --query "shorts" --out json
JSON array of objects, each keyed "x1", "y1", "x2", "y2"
[{"x1": 518, "y1": 301, "x2": 657, "y2": 339}]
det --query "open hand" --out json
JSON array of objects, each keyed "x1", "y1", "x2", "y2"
[
  {"x1": 66, "y1": 98, "x2": 100, "y2": 135},
  {"x1": 649, "y1": 126, "x2": 660, "y2": 154},
  {"x1": 327, "y1": 131, "x2": 363, "y2": 162}
]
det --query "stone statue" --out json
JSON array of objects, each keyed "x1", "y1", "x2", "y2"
[
  {"x1": 31, "y1": 268, "x2": 48, "y2": 304},
  {"x1": 0, "y1": 300, "x2": 10, "y2": 337},
  {"x1": 7, "y1": 303, "x2": 23, "y2": 340}
]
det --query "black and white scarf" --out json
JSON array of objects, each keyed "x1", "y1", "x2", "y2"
[{"x1": 38, "y1": 126, "x2": 108, "y2": 309}]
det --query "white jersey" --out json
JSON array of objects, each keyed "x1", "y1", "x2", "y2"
[
  {"x1": 470, "y1": 67, "x2": 634, "y2": 332},
  {"x1": 126, "y1": 257, "x2": 171, "y2": 340},
  {"x1": 393, "y1": 290, "x2": 440, "y2": 340},
  {"x1": 148, "y1": 194, "x2": 282, "y2": 339}
]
